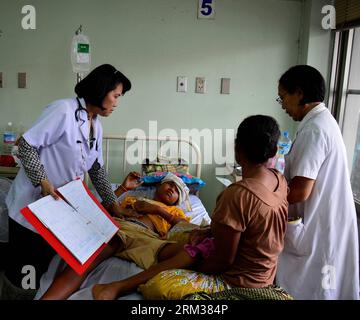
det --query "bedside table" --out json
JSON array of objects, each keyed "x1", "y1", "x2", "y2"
[
  {"x1": 224, "y1": 163, "x2": 242, "y2": 183},
  {"x1": 215, "y1": 164, "x2": 242, "y2": 187}
]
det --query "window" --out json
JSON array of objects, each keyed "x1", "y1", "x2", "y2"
[{"x1": 329, "y1": 27, "x2": 360, "y2": 208}]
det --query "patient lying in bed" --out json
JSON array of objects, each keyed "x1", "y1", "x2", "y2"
[{"x1": 39, "y1": 173, "x2": 203, "y2": 300}]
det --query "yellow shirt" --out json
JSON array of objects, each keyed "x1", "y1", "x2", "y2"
[{"x1": 121, "y1": 196, "x2": 190, "y2": 237}]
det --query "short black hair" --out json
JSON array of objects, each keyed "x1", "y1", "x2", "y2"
[
  {"x1": 75, "y1": 64, "x2": 131, "y2": 108},
  {"x1": 235, "y1": 115, "x2": 280, "y2": 164},
  {"x1": 279, "y1": 65, "x2": 325, "y2": 104}
]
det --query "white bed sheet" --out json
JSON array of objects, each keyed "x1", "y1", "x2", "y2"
[{"x1": 35, "y1": 185, "x2": 211, "y2": 300}]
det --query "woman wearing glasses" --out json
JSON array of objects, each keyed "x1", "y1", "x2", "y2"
[
  {"x1": 5, "y1": 64, "x2": 141, "y2": 290},
  {"x1": 275, "y1": 65, "x2": 359, "y2": 300}
]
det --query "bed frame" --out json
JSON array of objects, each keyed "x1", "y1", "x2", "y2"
[{"x1": 85, "y1": 135, "x2": 202, "y2": 185}]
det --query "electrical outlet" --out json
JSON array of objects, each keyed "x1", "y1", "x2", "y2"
[
  {"x1": 195, "y1": 77, "x2": 205, "y2": 94},
  {"x1": 177, "y1": 76, "x2": 187, "y2": 92}
]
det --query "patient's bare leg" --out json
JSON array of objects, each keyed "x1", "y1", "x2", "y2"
[
  {"x1": 40, "y1": 237, "x2": 122, "y2": 300},
  {"x1": 92, "y1": 243, "x2": 194, "y2": 300}
]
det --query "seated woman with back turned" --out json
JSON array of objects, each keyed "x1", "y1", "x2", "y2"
[{"x1": 92, "y1": 115, "x2": 290, "y2": 300}]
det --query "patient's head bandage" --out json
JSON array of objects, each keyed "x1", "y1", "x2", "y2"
[{"x1": 161, "y1": 172, "x2": 189, "y2": 206}]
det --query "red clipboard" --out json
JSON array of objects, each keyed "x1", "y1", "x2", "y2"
[{"x1": 20, "y1": 180, "x2": 119, "y2": 275}]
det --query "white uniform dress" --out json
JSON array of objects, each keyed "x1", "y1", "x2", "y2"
[
  {"x1": 6, "y1": 98, "x2": 104, "y2": 232},
  {"x1": 276, "y1": 103, "x2": 359, "y2": 300}
]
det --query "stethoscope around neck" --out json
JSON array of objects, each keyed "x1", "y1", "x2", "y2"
[
  {"x1": 75, "y1": 97, "x2": 98, "y2": 151},
  {"x1": 75, "y1": 97, "x2": 89, "y2": 123}
]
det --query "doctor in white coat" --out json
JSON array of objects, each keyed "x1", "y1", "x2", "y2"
[
  {"x1": 275, "y1": 65, "x2": 359, "y2": 300},
  {"x1": 5, "y1": 64, "x2": 141, "y2": 289}
]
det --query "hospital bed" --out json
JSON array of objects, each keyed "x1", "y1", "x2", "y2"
[{"x1": 28, "y1": 135, "x2": 211, "y2": 300}]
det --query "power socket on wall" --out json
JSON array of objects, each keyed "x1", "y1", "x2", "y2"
[{"x1": 195, "y1": 77, "x2": 206, "y2": 94}]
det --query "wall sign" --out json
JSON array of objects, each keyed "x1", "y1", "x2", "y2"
[{"x1": 198, "y1": 0, "x2": 215, "y2": 19}]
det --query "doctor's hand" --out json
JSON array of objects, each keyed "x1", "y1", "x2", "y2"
[{"x1": 40, "y1": 179, "x2": 59, "y2": 200}]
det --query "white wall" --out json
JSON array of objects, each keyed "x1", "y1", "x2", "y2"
[
  {"x1": 305, "y1": 0, "x2": 334, "y2": 83},
  {"x1": 0, "y1": 0, "x2": 322, "y2": 213}
]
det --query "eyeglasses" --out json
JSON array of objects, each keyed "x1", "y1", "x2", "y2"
[{"x1": 276, "y1": 96, "x2": 283, "y2": 105}]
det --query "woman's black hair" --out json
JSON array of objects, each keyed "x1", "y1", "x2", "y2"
[
  {"x1": 279, "y1": 65, "x2": 325, "y2": 105},
  {"x1": 235, "y1": 115, "x2": 280, "y2": 164},
  {"x1": 75, "y1": 64, "x2": 131, "y2": 108}
]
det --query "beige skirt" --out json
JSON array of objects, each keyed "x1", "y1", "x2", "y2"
[{"x1": 114, "y1": 219, "x2": 175, "y2": 270}]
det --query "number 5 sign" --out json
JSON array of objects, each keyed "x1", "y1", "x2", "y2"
[{"x1": 198, "y1": 0, "x2": 215, "y2": 19}]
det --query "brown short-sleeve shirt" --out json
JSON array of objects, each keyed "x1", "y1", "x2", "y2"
[{"x1": 212, "y1": 169, "x2": 288, "y2": 288}]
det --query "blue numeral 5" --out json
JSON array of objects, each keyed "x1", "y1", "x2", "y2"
[{"x1": 200, "y1": 0, "x2": 213, "y2": 16}]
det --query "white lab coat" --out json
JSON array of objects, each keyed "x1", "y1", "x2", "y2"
[
  {"x1": 6, "y1": 98, "x2": 104, "y2": 232},
  {"x1": 276, "y1": 103, "x2": 359, "y2": 300}
]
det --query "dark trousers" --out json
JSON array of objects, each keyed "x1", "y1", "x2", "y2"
[{"x1": 4, "y1": 218, "x2": 55, "y2": 289}]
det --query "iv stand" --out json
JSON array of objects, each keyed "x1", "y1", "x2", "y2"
[{"x1": 75, "y1": 25, "x2": 83, "y2": 84}]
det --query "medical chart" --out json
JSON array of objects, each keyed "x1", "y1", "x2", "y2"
[
  {"x1": 27, "y1": 180, "x2": 118, "y2": 265},
  {"x1": 57, "y1": 179, "x2": 117, "y2": 243}
]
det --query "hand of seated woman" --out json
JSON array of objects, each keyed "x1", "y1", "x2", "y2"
[{"x1": 189, "y1": 227, "x2": 211, "y2": 246}]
